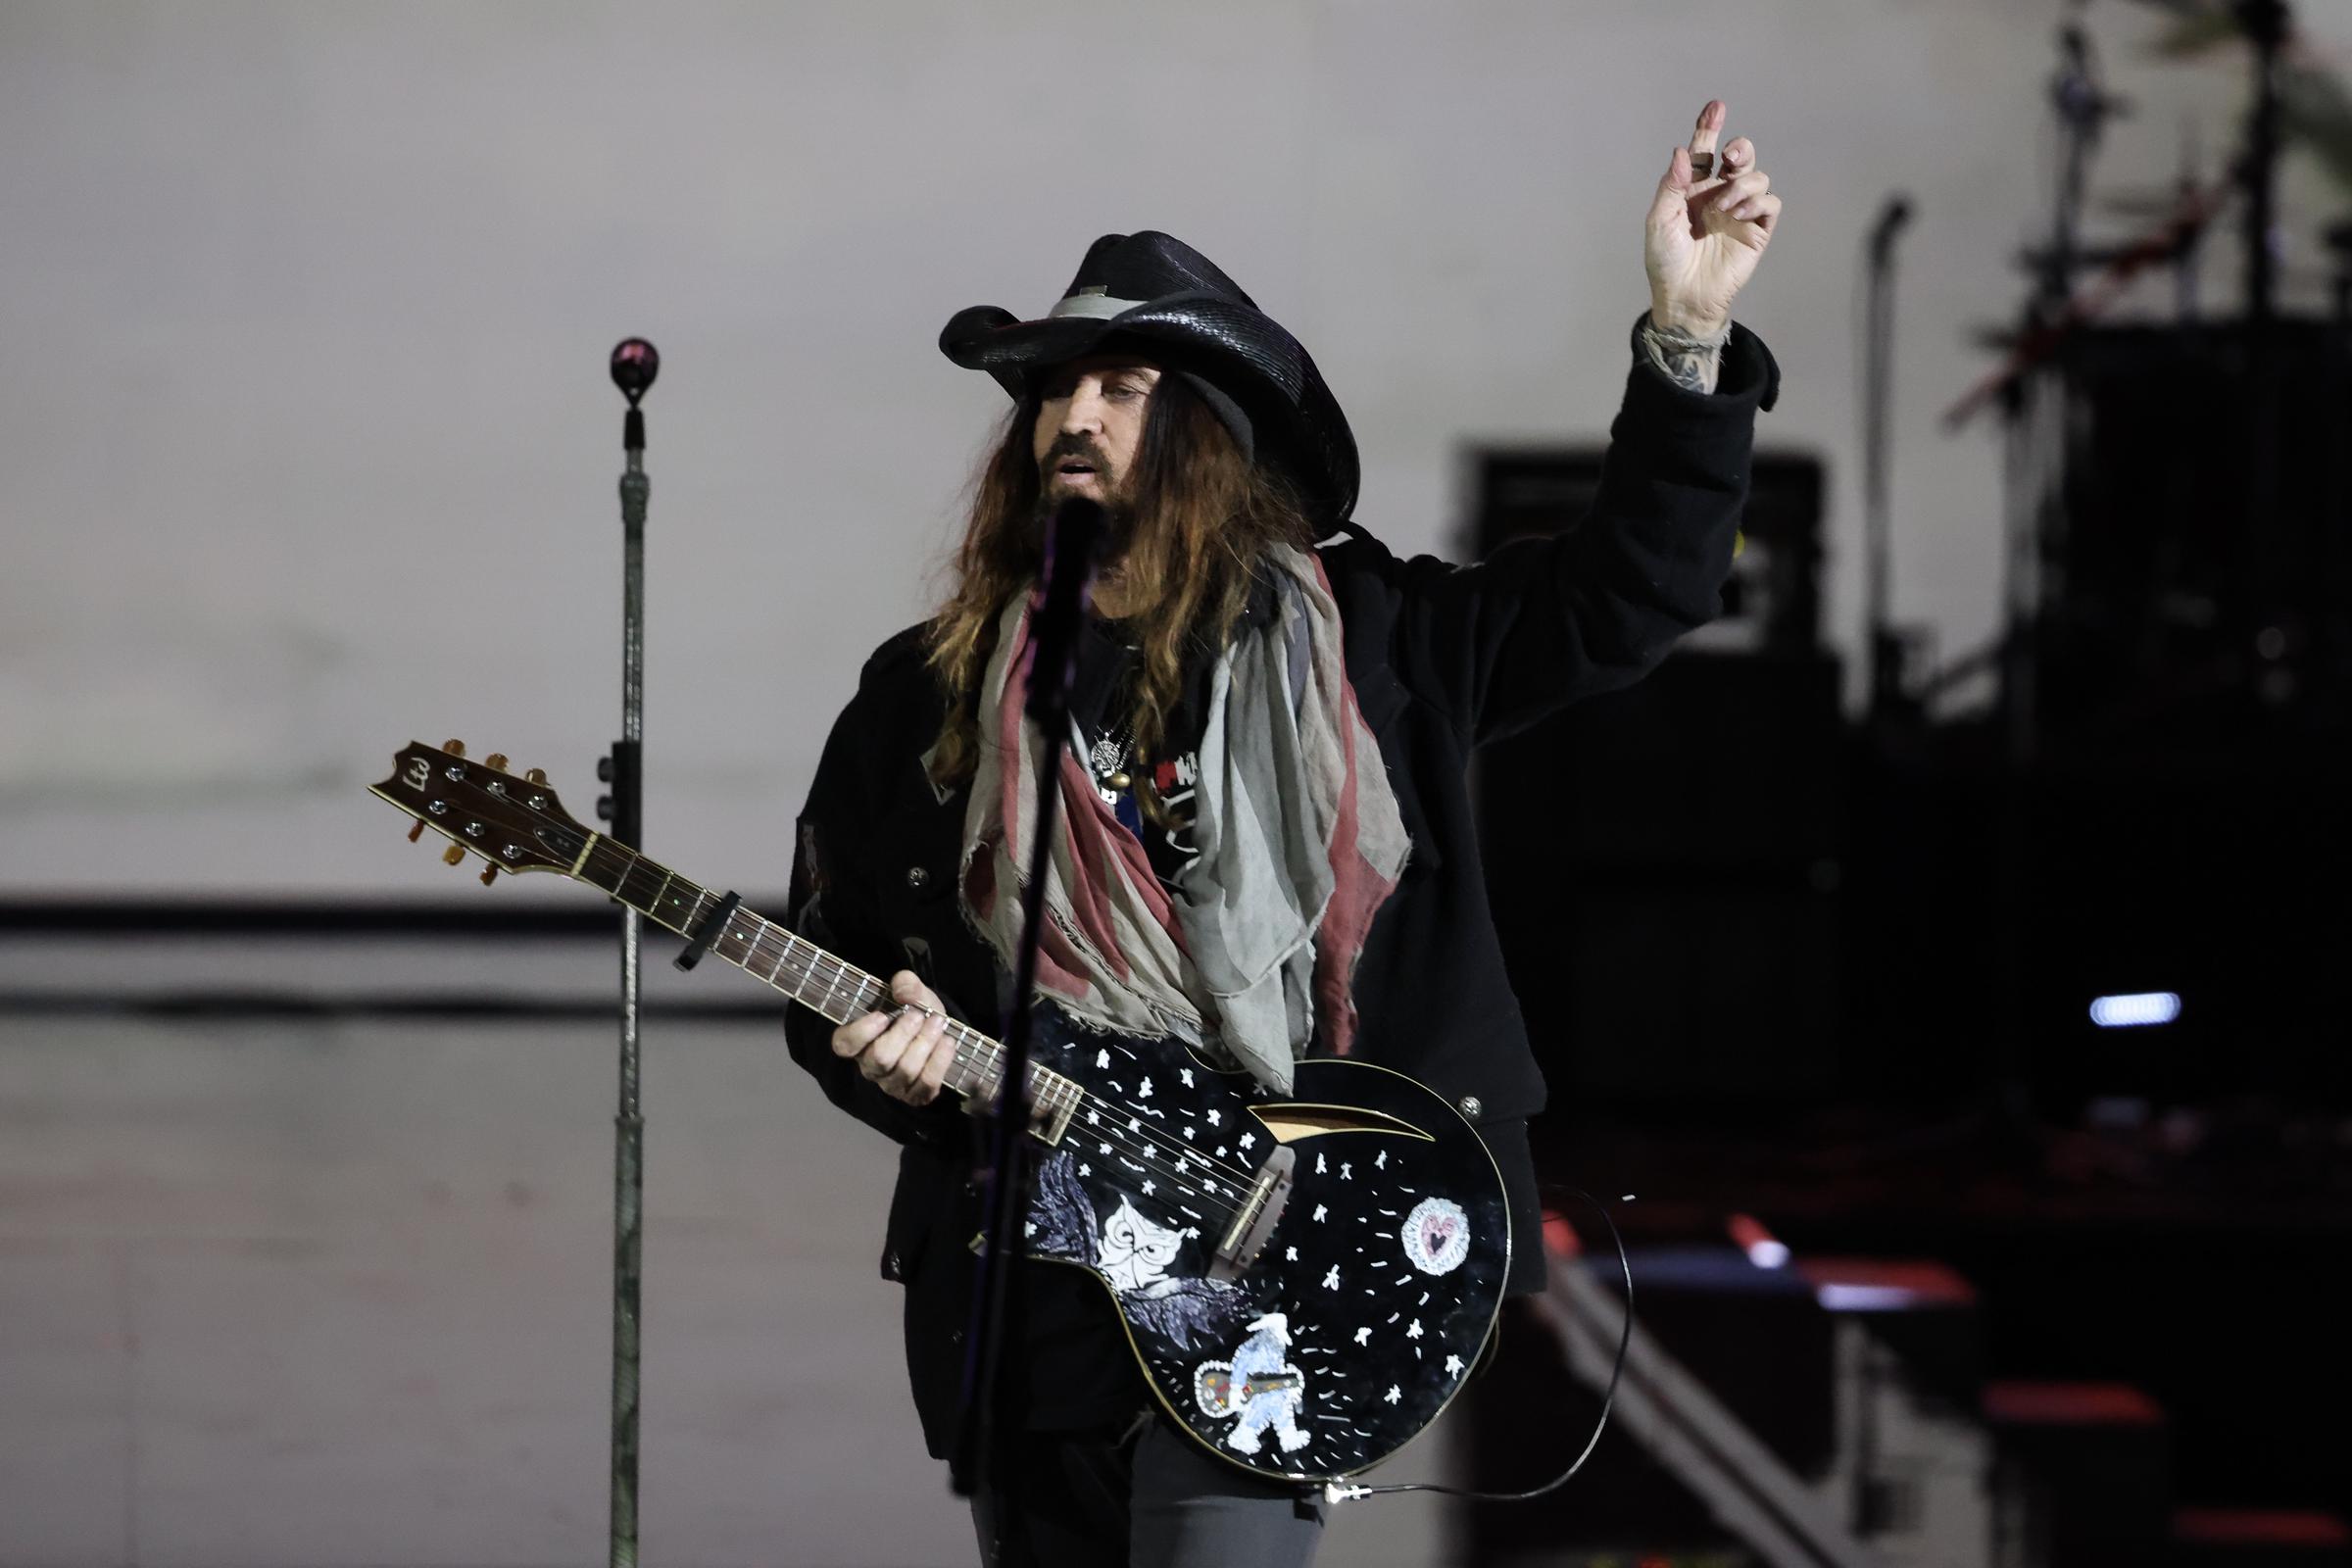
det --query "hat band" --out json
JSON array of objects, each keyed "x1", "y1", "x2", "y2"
[{"x1": 1047, "y1": 291, "x2": 1147, "y2": 321}]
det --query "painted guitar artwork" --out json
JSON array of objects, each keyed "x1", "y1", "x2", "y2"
[{"x1": 370, "y1": 740, "x2": 1509, "y2": 1483}]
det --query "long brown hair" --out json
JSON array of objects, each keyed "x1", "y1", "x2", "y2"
[{"x1": 925, "y1": 373, "x2": 1316, "y2": 794}]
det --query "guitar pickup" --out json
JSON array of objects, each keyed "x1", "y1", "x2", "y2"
[{"x1": 1209, "y1": 1144, "x2": 1297, "y2": 1283}]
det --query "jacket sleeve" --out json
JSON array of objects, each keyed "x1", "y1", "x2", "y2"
[
  {"x1": 1384, "y1": 316, "x2": 1779, "y2": 745},
  {"x1": 780, "y1": 666, "x2": 964, "y2": 1150}
]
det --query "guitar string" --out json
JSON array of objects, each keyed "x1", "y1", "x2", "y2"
[
  {"x1": 492, "y1": 802, "x2": 1507, "y2": 1472},
  {"x1": 570, "y1": 835, "x2": 1262, "y2": 1221},
  {"x1": 568, "y1": 827, "x2": 1265, "y2": 1189},
  {"x1": 430, "y1": 772, "x2": 1267, "y2": 1204}
]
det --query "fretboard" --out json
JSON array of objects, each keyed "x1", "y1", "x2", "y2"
[{"x1": 571, "y1": 833, "x2": 1069, "y2": 1115}]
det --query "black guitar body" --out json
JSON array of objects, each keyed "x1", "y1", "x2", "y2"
[
  {"x1": 1014, "y1": 1008, "x2": 1511, "y2": 1483},
  {"x1": 363, "y1": 742, "x2": 1509, "y2": 1486}
]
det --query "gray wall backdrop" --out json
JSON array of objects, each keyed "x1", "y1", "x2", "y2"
[
  {"x1": 7, "y1": 6, "x2": 2351, "y2": 1565},
  {"x1": 4, "y1": 0, "x2": 2346, "y2": 900}
]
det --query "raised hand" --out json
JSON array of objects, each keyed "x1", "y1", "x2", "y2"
[{"x1": 1644, "y1": 99, "x2": 1782, "y2": 337}]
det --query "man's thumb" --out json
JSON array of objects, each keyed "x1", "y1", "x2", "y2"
[{"x1": 1650, "y1": 148, "x2": 1690, "y2": 220}]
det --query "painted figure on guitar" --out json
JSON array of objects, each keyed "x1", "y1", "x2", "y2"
[{"x1": 996, "y1": 1005, "x2": 1508, "y2": 1481}]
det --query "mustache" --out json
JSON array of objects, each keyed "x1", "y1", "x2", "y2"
[{"x1": 1042, "y1": 433, "x2": 1111, "y2": 474}]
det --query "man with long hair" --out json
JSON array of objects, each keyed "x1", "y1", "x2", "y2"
[{"x1": 785, "y1": 100, "x2": 1782, "y2": 1567}]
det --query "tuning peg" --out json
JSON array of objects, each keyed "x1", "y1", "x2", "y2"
[
  {"x1": 524, "y1": 768, "x2": 548, "y2": 785},
  {"x1": 596, "y1": 794, "x2": 613, "y2": 821},
  {"x1": 407, "y1": 820, "x2": 426, "y2": 843},
  {"x1": 485, "y1": 753, "x2": 509, "y2": 772},
  {"x1": 442, "y1": 844, "x2": 466, "y2": 867},
  {"x1": 478, "y1": 865, "x2": 499, "y2": 887},
  {"x1": 442, "y1": 739, "x2": 466, "y2": 757}
]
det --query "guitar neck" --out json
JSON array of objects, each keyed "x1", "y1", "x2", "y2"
[{"x1": 570, "y1": 833, "x2": 1054, "y2": 1110}]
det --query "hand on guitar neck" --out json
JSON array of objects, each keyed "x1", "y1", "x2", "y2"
[{"x1": 832, "y1": 970, "x2": 956, "y2": 1107}]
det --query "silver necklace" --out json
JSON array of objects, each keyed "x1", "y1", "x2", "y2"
[{"x1": 1089, "y1": 721, "x2": 1136, "y2": 792}]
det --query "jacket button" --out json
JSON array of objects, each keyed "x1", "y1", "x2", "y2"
[
  {"x1": 905, "y1": 865, "x2": 929, "y2": 889},
  {"x1": 884, "y1": 1250, "x2": 904, "y2": 1280},
  {"x1": 1456, "y1": 1095, "x2": 1482, "y2": 1121}
]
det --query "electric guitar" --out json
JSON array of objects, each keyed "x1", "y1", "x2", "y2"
[{"x1": 370, "y1": 740, "x2": 1508, "y2": 1483}]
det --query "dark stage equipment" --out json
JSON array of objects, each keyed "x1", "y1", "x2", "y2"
[
  {"x1": 2032, "y1": 318, "x2": 2349, "y2": 745},
  {"x1": 1912, "y1": 0, "x2": 2352, "y2": 1108},
  {"x1": 1470, "y1": 447, "x2": 1843, "y2": 1103}
]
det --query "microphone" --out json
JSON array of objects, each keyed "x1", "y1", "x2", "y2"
[
  {"x1": 1025, "y1": 498, "x2": 1108, "y2": 723},
  {"x1": 610, "y1": 338, "x2": 660, "y2": 403},
  {"x1": 1870, "y1": 195, "x2": 1914, "y2": 263},
  {"x1": 610, "y1": 338, "x2": 659, "y2": 454}
]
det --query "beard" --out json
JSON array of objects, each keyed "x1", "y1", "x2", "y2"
[
  {"x1": 1027, "y1": 485, "x2": 1139, "y2": 567},
  {"x1": 1031, "y1": 433, "x2": 1138, "y2": 560}
]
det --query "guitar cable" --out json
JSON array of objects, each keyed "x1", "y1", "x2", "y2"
[{"x1": 1321, "y1": 1186, "x2": 1635, "y2": 1507}]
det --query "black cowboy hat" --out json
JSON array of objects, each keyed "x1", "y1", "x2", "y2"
[{"x1": 938, "y1": 231, "x2": 1359, "y2": 525}]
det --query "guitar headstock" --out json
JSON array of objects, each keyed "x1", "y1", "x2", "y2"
[{"x1": 368, "y1": 739, "x2": 594, "y2": 885}]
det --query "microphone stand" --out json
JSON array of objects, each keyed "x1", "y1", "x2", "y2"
[
  {"x1": 950, "y1": 498, "x2": 1107, "y2": 1512},
  {"x1": 1863, "y1": 194, "x2": 1914, "y2": 724},
  {"x1": 604, "y1": 336, "x2": 658, "y2": 1568}
]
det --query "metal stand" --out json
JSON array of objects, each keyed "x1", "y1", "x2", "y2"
[
  {"x1": 604, "y1": 336, "x2": 659, "y2": 1568},
  {"x1": 950, "y1": 498, "x2": 1107, "y2": 1511},
  {"x1": 1862, "y1": 194, "x2": 1914, "y2": 723},
  {"x1": 2235, "y1": 0, "x2": 2288, "y2": 637}
]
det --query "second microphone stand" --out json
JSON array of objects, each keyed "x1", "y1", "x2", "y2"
[{"x1": 605, "y1": 336, "x2": 658, "y2": 1568}]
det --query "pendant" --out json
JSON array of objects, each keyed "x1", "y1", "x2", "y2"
[
  {"x1": 1108, "y1": 772, "x2": 1132, "y2": 791},
  {"x1": 1090, "y1": 736, "x2": 1126, "y2": 776}
]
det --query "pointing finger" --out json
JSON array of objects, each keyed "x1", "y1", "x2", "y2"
[{"x1": 1688, "y1": 99, "x2": 1727, "y2": 168}]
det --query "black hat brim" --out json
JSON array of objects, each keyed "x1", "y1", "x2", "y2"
[{"x1": 940, "y1": 293, "x2": 1359, "y2": 526}]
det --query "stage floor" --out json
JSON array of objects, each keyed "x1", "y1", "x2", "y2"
[{"x1": 0, "y1": 1011, "x2": 1452, "y2": 1567}]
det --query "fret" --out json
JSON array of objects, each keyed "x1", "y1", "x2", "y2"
[
  {"x1": 811, "y1": 957, "x2": 870, "y2": 1023},
  {"x1": 775, "y1": 931, "x2": 816, "y2": 1003},
  {"x1": 944, "y1": 1030, "x2": 986, "y2": 1097},
  {"x1": 754, "y1": 920, "x2": 790, "y2": 985},
  {"x1": 748, "y1": 921, "x2": 785, "y2": 982},
  {"x1": 612, "y1": 855, "x2": 656, "y2": 911},
  {"x1": 556, "y1": 831, "x2": 1075, "y2": 1135},
  {"x1": 790, "y1": 939, "x2": 826, "y2": 1004},
  {"x1": 662, "y1": 879, "x2": 710, "y2": 934}
]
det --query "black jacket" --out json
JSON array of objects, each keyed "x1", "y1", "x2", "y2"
[{"x1": 783, "y1": 319, "x2": 1779, "y2": 1455}]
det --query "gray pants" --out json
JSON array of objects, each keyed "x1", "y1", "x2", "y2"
[{"x1": 971, "y1": 1411, "x2": 1325, "y2": 1567}]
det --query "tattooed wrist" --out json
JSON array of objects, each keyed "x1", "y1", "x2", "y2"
[{"x1": 1640, "y1": 312, "x2": 1730, "y2": 395}]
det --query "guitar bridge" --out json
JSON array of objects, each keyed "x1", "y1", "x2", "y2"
[{"x1": 1209, "y1": 1144, "x2": 1297, "y2": 1283}]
